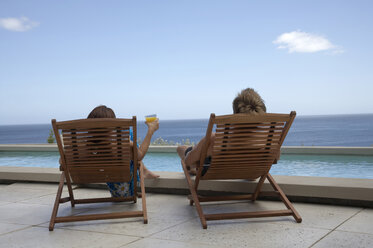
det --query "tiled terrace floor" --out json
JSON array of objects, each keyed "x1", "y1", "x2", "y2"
[{"x1": 0, "y1": 183, "x2": 372, "y2": 248}]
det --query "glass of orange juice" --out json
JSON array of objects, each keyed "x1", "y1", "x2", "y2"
[{"x1": 145, "y1": 114, "x2": 157, "y2": 123}]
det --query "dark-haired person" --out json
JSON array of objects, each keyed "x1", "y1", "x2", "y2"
[
  {"x1": 177, "y1": 88, "x2": 267, "y2": 174},
  {"x1": 87, "y1": 105, "x2": 159, "y2": 197}
]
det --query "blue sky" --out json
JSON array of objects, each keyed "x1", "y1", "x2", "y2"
[{"x1": 1, "y1": 0, "x2": 372, "y2": 125}]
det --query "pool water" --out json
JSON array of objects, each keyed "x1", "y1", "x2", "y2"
[{"x1": 0, "y1": 152, "x2": 372, "y2": 179}]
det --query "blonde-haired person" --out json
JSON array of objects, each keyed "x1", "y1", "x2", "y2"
[
  {"x1": 177, "y1": 88, "x2": 266, "y2": 174},
  {"x1": 87, "y1": 105, "x2": 159, "y2": 198}
]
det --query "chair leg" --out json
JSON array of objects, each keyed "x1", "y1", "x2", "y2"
[
  {"x1": 139, "y1": 162, "x2": 148, "y2": 224},
  {"x1": 252, "y1": 175, "x2": 267, "y2": 202},
  {"x1": 49, "y1": 173, "x2": 65, "y2": 231},
  {"x1": 64, "y1": 172, "x2": 75, "y2": 207},
  {"x1": 266, "y1": 174, "x2": 302, "y2": 223},
  {"x1": 182, "y1": 161, "x2": 207, "y2": 229}
]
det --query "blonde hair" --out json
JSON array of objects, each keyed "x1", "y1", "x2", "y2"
[{"x1": 232, "y1": 88, "x2": 266, "y2": 114}]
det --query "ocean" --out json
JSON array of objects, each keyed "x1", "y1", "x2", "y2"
[{"x1": 0, "y1": 114, "x2": 373, "y2": 146}]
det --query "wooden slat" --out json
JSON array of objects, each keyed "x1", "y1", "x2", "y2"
[
  {"x1": 214, "y1": 137, "x2": 280, "y2": 143},
  {"x1": 64, "y1": 141, "x2": 129, "y2": 146},
  {"x1": 215, "y1": 127, "x2": 284, "y2": 132},
  {"x1": 215, "y1": 132, "x2": 281, "y2": 138},
  {"x1": 202, "y1": 171, "x2": 269, "y2": 180},
  {"x1": 68, "y1": 166, "x2": 130, "y2": 172},
  {"x1": 212, "y1": 146, "x2": 279, "y2": 152},
  {"x1": 66, "y1": 163, "x2": 130, "y2": 168},
  {"x1": 215, "y1": 135, "x2": 281, "y2": 140},
  {"x1": 212, "y1": 156, "x2": 274, "y2": 161},
  {"x1": 219, "y1": 167, "x2": 262, "y2": 171},
  {"x1": 213, "y1": 141, "x2": 280, "y2": 146},
  {"x1": 211, "y1": 158, "x2": 274, "y2": 164},
  {"x1": 65, "y1": 159, "x2": 130, "y2": 164},
  {"x1": 62, "y1": 133, "x2": 129, "y2": 138},
  {"x1": 204, "y1": 210, "x2": 293, "y2": 221},
  {"x1": 56, "y1": 118, "x2": 133, "y2": 129},
  {"x1": 212, "y1": 145, "x2": 279, "y2": 150},
  {"x1": 216, "y1": 122, "x2": 285, "y2": 128},
  {"x1": 64, "y1": 150, "x2": 131, "y2": 157},
  {"x1": 63, "y1": 142, "x2": 129, "y2": 149},
  {"x1": 64, "y1": 153, "x2": 131, "y2": 160},
  {"x1": 210, "y1": 159, "x2": 272, "y2": 165},
  {"x1": 66, "y1": 164, "x2": 130, "y2": 168},
  {"x1": 213, "y1": 153, "x2": 274, "y2": 159},
  {"x1": 214, "y1": 113, "x2": 291, "y2": 123},
  {"x1": 211, "y1": 149, "x2": 275, "y2": 154},
  {"x1": 213, "y1": 149, "x2": 279, "y2": 156},
  {"x1": 65, "y1": 151, "x2": 130, "y2": 157},
  {"x1": 207, "y1": 166, "x2": 271, "y2": 171},
  {"x1": 65, "y1": 160, "x2": 130, "y2": 165},
  {"x1": 64, "y1": 137, "x2": 129, "y2": 141},
  {"x1": 74, "y1": 196, "x2": 134, "y2": 204},
  {"x1": 64, "y1": 147, "x2": 130, "y2": 154},
  {"x1": 62, "y1": 128, "x2": 130, "y2": 137},
  {"x1": 215, "y1": 128, "x2": 283, "y2": 133},
  {"x1": 214, "y1": 141, "x2": 280, "y2": 146},
  {"x1": 69, "y1": 163, "x2": 131, "y2": 183},
  {"x1": 54, "y1": 211, "x2": 143, "y2": 223},
  {"x1": 63, "y1": 136, "x2": 130, "y2": 143},
  {"x1": 187, "y1": 194, "x2": 254, "y2": 202},
  {"x1": 59, "y1": 197, "x2": 71, "y2": 203}
]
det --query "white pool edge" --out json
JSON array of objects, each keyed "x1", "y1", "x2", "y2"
[
  {"x1": 1, "y1": 144, "x2": 373, "y2": 207},
  {"x1": 0, "y1": 166, "x2": 372, "y2": 207}
]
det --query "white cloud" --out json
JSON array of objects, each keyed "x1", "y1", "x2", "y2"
[
  {"x1": 273, "y1": 31, "x2": 342, "y2": 53},
  {"x1": 0, "y1": 17, "x2": 39, "y2": 32}
]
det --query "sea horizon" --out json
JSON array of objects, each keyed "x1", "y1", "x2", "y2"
[
  {"x1": 1, "y1": 113, "x2": 373, "y2": 147},
  {"x1": 1, "y1": 112, "x2": 373, "y2": 126}
]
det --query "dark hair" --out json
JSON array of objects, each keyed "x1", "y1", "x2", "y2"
[
  {"x1": 232, "y1": 88, "x2": 266, "y2": 114},
  {"x1": 87, "y1": 105, "x2": 116, "y2": 119}
]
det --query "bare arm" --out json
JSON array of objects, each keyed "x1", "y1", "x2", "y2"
[{"x1": 136, "y1": 119, "x2": 159, "y2": 161}]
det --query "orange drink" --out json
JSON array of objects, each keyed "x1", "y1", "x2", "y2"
[{"x1": 145, "y1": 114, "x2": 157, "y2": 123}]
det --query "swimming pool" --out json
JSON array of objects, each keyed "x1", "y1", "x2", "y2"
[{"x1": 0, "y1": 151, "x2": 372, "y2": 179}]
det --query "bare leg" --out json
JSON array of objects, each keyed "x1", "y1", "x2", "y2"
[
  {"x1": 140, "y1": 161, "x2": 160, "y2": 179},
  {"x1": 177, "y1": 145, "x2": 189, "y2": 161},
  {"x1": 177, "y1": 134, "x2": 215, "y2": 175},
  {"x1": 184, "y1": 133, "x2": 215, "y2": 166},
  {"x1": 177, "y1": 145, "x2": 197, "y2": 175}
]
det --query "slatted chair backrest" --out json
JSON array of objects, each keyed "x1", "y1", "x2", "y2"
[
  {"x1": 200, "y1": 112, "x2": 295, "y2": 180},
  {"x1": 52, "y1": 118, "x2": 137, "y2": 184}
]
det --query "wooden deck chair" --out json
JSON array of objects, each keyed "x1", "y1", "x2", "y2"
[
  {"x1": 49, "y1": 117, "x2": 147, "y2": 231},
  {"x1": 182, "y1": 112, "x2": 302, "y2": 229}
]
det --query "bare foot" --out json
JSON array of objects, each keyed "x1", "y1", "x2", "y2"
[{"x1": 143, "y1": 169, "x2": 160, "y2": 179}]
